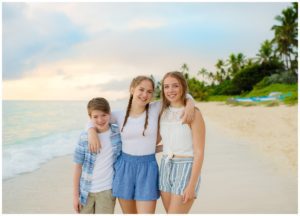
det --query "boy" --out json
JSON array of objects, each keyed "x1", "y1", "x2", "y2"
[{"x1": 73, "y1": 97, "x2": 122, "y2": 214}]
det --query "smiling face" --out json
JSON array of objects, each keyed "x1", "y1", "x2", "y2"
[
  {"x1": 163, "y1": 76, "x2": 184, "y2": 105},
  {"x1": 130, "y1": 79, "x2": 154, "y2": 107},
  {"x1": 90, "y1": 110, "x2": 110, "y2": 133}
]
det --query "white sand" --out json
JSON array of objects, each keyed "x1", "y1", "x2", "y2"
[
  {"x1": 197, "y1": 102, "x2": 297, "y2": 174},
  {"x1": 2, "y1": 102, "x2": 298, "y2": 213}
]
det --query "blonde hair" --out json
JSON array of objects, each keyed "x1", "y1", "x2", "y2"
[
  {"x1": 159, "y1": 71, "x2": 188, "y2": 117},
  {"x1": 121, "y1": 76, "x2": 155, "y2": 136},
  {"x1": 87, "y1": 97, "x2": 110, "y2": 117}
]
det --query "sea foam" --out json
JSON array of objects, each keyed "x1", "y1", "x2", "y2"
[{"x1": 3, "y1": 130, "x2": 81, "y2": 180}]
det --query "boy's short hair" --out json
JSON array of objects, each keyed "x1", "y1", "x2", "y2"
[{"x1": 87, "y1": 97, "x2": 111, "y2": 117}]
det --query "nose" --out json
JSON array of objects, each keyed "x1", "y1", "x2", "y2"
[
  {"x1": 142, "y1": 91, "x2": 148, "y2": 98},
  {"x1": 169, "y1": 86, "x2": 175, "y2": 92}
]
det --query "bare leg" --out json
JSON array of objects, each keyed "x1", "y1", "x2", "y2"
[
  {"x1": 118, "y1": 198, "x2": 137, "y2": 214},
  {"x1": 136, "y1": 200, "x2": 157, "y2": 214},
  {"x1": 160, "y1": 191, "x2": 171, "y2": 212},
  {"x1": 167, "y1": 194, "x2": 194, "y2": 214}
]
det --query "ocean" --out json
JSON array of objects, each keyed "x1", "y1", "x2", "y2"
[{"x1": 3, "y1": 99, "x2": 127, "y2": 180}]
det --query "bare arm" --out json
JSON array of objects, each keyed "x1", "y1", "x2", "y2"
[
  {"x1": 88, "y1": 128, "x2": 101, "y2": 153},
  {"x1": 181, "y1": 95, "x2": 195, "y2": 124},
  {"x1": 182, "y1": 109, "x2": 205, "y2": 203},
  {"x1": 151, "y1": 94, "x2": 195, "y2": 124},
  {"x1": 155, "y1": 132, "x2": 163, "y2": 153},
  {"x1": 73, "y1": 164, "x2": 82, "y2": 213}
]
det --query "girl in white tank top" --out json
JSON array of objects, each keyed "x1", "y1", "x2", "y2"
[{"x1": 158, "y1": 71, "x2": 205, "y2": 214}]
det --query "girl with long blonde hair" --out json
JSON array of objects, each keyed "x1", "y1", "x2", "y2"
[{"x1": 158, "y1": 71, "x2": 205, "y2": 213}]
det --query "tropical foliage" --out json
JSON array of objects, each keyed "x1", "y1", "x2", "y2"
[{"x1": 152, "y1": 3, "x2": 297, "y2": 105}]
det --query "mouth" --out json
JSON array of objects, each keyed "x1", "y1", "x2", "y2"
[
  {"x1": 97, "y1": 122, "x2": 107, "y2": 127},
  {"x1": 167, "y1": 94, "x2": 177, "y2": 99},
  {"x1": 138, "y1": 97, "x2": 148, "y2": 102}
]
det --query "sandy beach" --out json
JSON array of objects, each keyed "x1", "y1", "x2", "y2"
[
  {"x1": 198, "y1": 102, "x2": 298, "y2": 174},
  {"x1": 2, "y1": 102, "x2": 298, "y2": 214}
]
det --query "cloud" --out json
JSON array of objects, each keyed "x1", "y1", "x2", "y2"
[
  {"x1": 3, "y1": 3, "x2": 87, "y2": 80},
  {"x1": 2, "y1": 2, "x2": 292, "y2": 100},
  {"x1": 77, "y1": 78, "x2": 130, "y2": 93},
  {"x1": 127, "y1": 19, "x2": 166, "y2": 30}
]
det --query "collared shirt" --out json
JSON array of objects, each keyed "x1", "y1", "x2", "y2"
[{"x1": 73, "y1": 124, "x2": 122, "y2": 205}]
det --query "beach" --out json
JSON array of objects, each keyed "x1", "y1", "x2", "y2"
[
  {"x1": 2, "y1": 102, "x2": 298, "y2": 214},
  {"x1": 198, "y1": 102, "x2": 298, "y2": 174}
]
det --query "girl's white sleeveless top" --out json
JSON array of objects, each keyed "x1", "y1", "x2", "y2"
[
  {"x1": 160, "y1": 106, "x2": 194, "y2": 156},
  {"x1": 112, "y1": 101, "x2": 161, "y2": 156}
]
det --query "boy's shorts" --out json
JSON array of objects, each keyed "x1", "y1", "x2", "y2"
[
  {"x1": 159, "y1": 155, "x2": 201, "y2": 197},
  {"x1": 112, "y1": 152, "x2": 160, "y2": 200},
  {"x1": 80, "y1": 189, "x2": 116, "y2": 214}
]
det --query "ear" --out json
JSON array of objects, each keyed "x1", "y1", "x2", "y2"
[{"x1": 130, "y1": 87, "x2": 134, "y2": 95}]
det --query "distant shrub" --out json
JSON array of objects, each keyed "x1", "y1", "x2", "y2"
[
  {"x1": 272, "y1": 70, "x2": 297, "y2": 84},
  {"x1": 187, "y1": 77, "x2": 209, "y2": 101},
  {"x1": 254, "y1": 76, "x2": 271, "y2": 89},
  {"x1": 210, "y1": 80, "x2": 240, "y2": 95},
  {"x1": 255, "y1": 71, "x2": 298, "y2": 89},
  {"x1": 232, "y1": 62, "x2": 284, "y2": 94}
]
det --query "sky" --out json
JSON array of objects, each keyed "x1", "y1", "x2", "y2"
[{"x1": 2, "y1": 2, "x2": 291, "y2": 101}]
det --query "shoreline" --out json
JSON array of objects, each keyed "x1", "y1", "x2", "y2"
[{"x1": 3, "y1": 102, "x2": 298, "y2": 213}]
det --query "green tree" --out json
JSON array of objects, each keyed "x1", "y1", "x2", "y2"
[
  {"x1": 180, "y1": 63, "x2": 190, "y2": 80},
  {"x1": 256, "y1": 40, "x2": 274, "y2": 64},
  {"x1": 271, "y1": 3, "x2": 298, "y2": 72},
  {"x1": 187, "y1": 77, "x2": 208, "y2": 101},
  {"x1": 227, "y1": 53, "x2": 246, "y2": 77},
  {"x1": 197, "y1": 67, "x2": 209, "y2": 81},
  {"x1": 236, "y1": 53, "x2": 246, "y2": 69},
  {"x1": 215, "y1": 59, "x2": 228, "y2": 82},
  {"x1": 150, "y1": 74, "x2": 161, "y2": 99},
  {"x1": 232, "y1": 61, "x2": 284, "y2": 93}
]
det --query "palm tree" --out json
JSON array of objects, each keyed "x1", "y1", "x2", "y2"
[
  {"x1": 271, "y1": 3, "x2": 298, "y2": 71},
  {"x1": 208, "y1": 72, "x2": 215, "y2": 85},
  {"x1": 246, "y1": 58, "x2": 254, "y2": 66},
  {"x1": 197, "y1": 68, "x2": 209, "y2": 80},
  {"x1": 181, "y1": 63, "x2": 190, "y2": 80},
  {"x1": 256, "y1": 40, "x2": 274, "y2": 64},
  {"x1": 215, "y1": 71, "x2": 223, "y2": 83},
  {"x1": 227, "y1": 54, "x2": 236, "y2": 76},
  {"x1": 236, "y1": 53, "x2": 246, "y2": 69},
  {"x1": 227, "y1": 53, "x2": 246, "y2": 77},
  {"x1": 216, "y1": 59, "x2": 227, "y2": 76}
]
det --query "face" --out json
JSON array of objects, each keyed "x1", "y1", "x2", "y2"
[
  {"x1": 90, "y1": 110, "x2": 110, "y2": 132},
  {"x1": 163, "y1": 76, "x2": 183, "y2": 104},
  {"x1": 131, "y1": 80, "x2": 154, "y2": 107}
]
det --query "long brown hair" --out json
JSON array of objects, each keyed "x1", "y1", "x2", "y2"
[
  {"x1": 121, "y1": 76, "x2": 155, "y2": 136},
  {"x1": 159, "y1": 71, "x2": 188, "y2": 118}
]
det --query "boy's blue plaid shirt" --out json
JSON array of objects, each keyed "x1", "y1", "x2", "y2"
[{"x1": 73, "y1": 124, "x2": 122, "y2": 205}]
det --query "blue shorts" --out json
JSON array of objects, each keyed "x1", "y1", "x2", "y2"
[
  {"x1": 159, "y1": 155, "x2": 201, "y2": 197},
  {"x1": 112, "y1": 152, "x2": 160, "y2": 201}
]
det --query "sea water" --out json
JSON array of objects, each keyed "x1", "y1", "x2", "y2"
[{"x1": 3, "y1": 99, "x2": 127, "y2": 180}]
